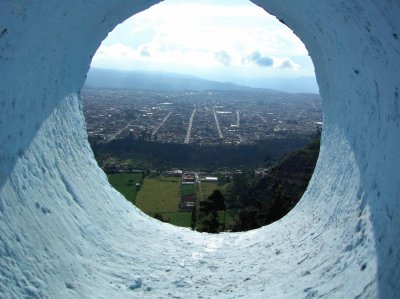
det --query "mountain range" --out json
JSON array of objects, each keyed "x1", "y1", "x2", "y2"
[{"x1": 84, "y1": 68, "x2": 319, "y2": 94}]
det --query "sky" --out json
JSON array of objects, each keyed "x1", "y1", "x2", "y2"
[{"x1": 91, "y1": 0, "x2": 316, "y2": 87}]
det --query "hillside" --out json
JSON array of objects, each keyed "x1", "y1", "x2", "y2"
[{"x1": 226, "y1": 137, "x2": 320, "y2": 231}]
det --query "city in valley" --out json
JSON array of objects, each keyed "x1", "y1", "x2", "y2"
[
  {"x1": 82, "y1": 88, "x2": 322, "y2": 146},
  {"x1": 82, "y1": 86, "x2": 322, "y2": 230}
]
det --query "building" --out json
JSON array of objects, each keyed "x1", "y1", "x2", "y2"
[
  {"x1": 201, "y1": 176, "x2": 218, "y2": 183},
  {"x1": 180, "y1": 195, "x2": 195, "y2": 211},
  {"x1": 164, "y1": 170, "x2": 183, "y2": 177}
]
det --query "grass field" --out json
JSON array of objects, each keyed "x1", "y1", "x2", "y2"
[
  {"x1": 135, "y1": 176, "x2": 193, "y2": 227},
  {"x1": 112, "y1": 175, "x2": 228, "y2": 228},
  {"x1": 135, "y1": 176, "x2": 181, "y2": 213},
  {"x1": 181, "y1": 183, "x2": 195, "y2": 197},
  {"x1": 160, "y1": 212, "x2": 192, "y2": 227},
  {"x1": 107, "y1": 173, "x2": 142, "y2": 203}
]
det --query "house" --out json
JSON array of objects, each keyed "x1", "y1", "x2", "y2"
[
  {"x1": 201, "y1": 176, "x2": 218, "y2": 183},
  {"x1": 182, "y1": 174, "x2": 195, "y2": 183},
  {"x1": 164, "y1": 170, "x2": 183, "y2": 177}
]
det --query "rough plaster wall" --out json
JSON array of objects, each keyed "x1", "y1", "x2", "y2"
[{"x1": 0, "y1": 0, "x2": 399, "y2": 298}]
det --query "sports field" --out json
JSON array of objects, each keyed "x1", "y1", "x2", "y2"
[{"x1": 181, "y1": 183, "x2": 195, "y2": 197}]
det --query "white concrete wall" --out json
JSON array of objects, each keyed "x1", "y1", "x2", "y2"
[{"x1": 0, "y1": 0, "x2": 399, "y2": 298}]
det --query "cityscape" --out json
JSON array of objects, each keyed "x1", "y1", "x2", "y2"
[
  {"x1": 82, "y1": 88, "x2": 322, "y2": 146},
  {"x1": 81, "y1": 86, "x2": 322, "y2": 231}
]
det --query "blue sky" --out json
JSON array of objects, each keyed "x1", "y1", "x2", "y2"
[{"x1": 91, "y1": 0, "x2": 315, "y2": 85}]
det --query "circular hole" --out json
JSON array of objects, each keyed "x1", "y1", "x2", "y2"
[
  {"x1": 4, "y1": 0, "x2": 395, "y2": 297},
  {"x1": 83, "y1": 0, "x2": 321, "y2": 232}
]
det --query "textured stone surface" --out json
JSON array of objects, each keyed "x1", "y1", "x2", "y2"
[{"x1": 0, "y1": 0, "x2": 399, "y2": 298}]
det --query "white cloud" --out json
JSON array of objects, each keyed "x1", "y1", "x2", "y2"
[
  {"x1": 277, "y1": 58, "x2": 300, "y2": 70},
  {"x1": 91, "y1": 0, "x2": 314, "y2": 79},
  {"x1": 215, "y1": 51, "x2": 232, "y2": 66},
  {"x1": 140, "y1": 46, "x2": 151, "y2": 57},
  {"x1": 94, "y1": 43, "x2": 136, "y2": 59}
]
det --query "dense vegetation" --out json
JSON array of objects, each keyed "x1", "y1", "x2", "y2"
[
  {"x1": 193, "y1": 137, "x2": 320, "y2": 232},
  {"x1": 92, "y1": 134, "x2": 312, "y2": 171}
]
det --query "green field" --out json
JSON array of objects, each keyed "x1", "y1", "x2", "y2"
[
  {"x1": 135, "y1": 176, "x2": 193, "y2": 226},
  {"x1": 160, "y1": 212, "x2": 192, "y2": 227},
  {"x1": 110, "y1": 174, "x2": 229, "y2": 228},
  {"x1": 107, "y1": 173, "x2": 142, "y2": 203},
  {"x1": 181, "y1": 183, "x2": 195, "y2": 197},
  {"x1": 135, "y1": 176, "x2": 181, "y2": 213}
]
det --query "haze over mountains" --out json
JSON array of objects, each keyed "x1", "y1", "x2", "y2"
[{"x1": 85, "y1": 68, "x2": 319, "y2": 94}]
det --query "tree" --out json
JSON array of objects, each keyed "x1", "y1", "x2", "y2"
[
  {"x1": 197, "y1": 190, "x2": 226, "y2": 233},
  {"x1": 190, "y1": 202, "x2": 197, "y2": 230},
  {"x1": 235, "y1": 208, "x2": 259, "y2": 231},
  {"x1": 201, "y1": 212, "x2": 220, "y2": 233},
  {"x1": 153, "y1": 213, "x2": 169, "y2": 223},
  {"x1": 209, "y1": 190, "x2": 226, "y2": 230},
  {"x1": 209, "y1": 190, "x2": 226, "y2": 211}
]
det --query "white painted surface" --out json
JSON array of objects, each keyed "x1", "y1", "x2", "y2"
[{"x1": 0, "y1": 0, "x2": 399, "y2": 298}]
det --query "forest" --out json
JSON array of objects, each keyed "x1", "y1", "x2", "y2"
[{"x1": 91, "y1": 134, "x2": 312, "y2": 171}]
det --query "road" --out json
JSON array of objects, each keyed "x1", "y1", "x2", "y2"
[
  {"x1": 295, "y1": 108, "x2": 306, "y2": 119},
  {"x1": 257, "y1": 114, "x2": 266, "y2": 124},
  {"x1": 152, "y1": 111, "x2": 172, "y2": 137},
  {"x1": 311, "y1": 100, "x2": 319, "y2": 111},
  {"x1": 213, "y1": 107, "x2": 224, "y2": 139},
  {"x1": 184, "y1": 109, "x2": 196, "y2": 144},
  {"x1": 107, "y1": 121, "x2": 133, "y2": 142}
]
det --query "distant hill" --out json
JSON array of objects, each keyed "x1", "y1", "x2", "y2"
[
  {"x1": 84, "y1": 68, "x2": 319, "y2": 94},
  {"x1": 85, "y1": 68, "x2": 269, "y2": 92},
  {"x1": 233, "y1": 76, "x2": 319, "y2": 94}
]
